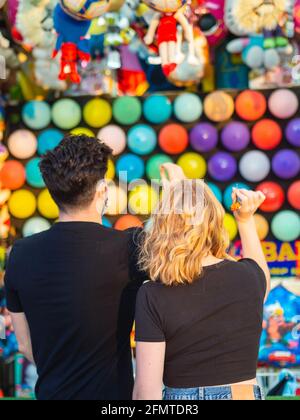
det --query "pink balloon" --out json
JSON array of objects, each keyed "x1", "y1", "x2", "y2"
[
  {"x1": 98, "y1": 125, "x2": 127, "y2": 156},
  {"x1": 8, "y1": 129, "x2": 37, "y2": 160},
  {"x1": 269, "y1": 89, "x2": 299, "y2": 119}
]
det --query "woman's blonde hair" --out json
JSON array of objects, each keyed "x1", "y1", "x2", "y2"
[{"x1": 139, "y1": 180, "x2": 232, "y2": 286}]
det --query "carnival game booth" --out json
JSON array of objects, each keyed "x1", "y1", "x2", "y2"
[{"x1": 0, "y1": 0, "x2": 300, "y2": 399}]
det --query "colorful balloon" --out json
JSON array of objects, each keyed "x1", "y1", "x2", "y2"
[
  {"x1": 38, "y1": 129, "x2": 64, "y2": 155},
  {"x1": 204, "y1": 91, "x2": 235, "y2": 122},
  {"x1": 269, "y1": 89, "x2": 299, "y2": 119},
  {"x1": 235, "y1": 90, "x2": 267, "y2": 121},
  {"x1": 105, "y1": 185, "x2": 128, "y2": 216},
  {"x1": 239, "y1": 151, "x2": 271, "y2": 182},
  {"x1": 159, "y1": 124, "x2": 189, "y2": 155},
  {"x1": 146, "y1": 154, "x2": 173, "y2": 181},
  {"x1": 272, "y1": 150, "x2": 300, "y2": 179},
  {"x1": 128, "y1": 125, "x2": 157, "y2": 156},
  {"x1": 174, "y1": 93, "x2": 203, "y2": 123},
  {"x1": 38, "y1": 189, "x2": 59, "y2": 219},
  {"x1": 271, "y1": 211, "x2": 300, "y2": 242},
  {"x1": 254, "y1": 214, "x2": 269, "y2": 240},
  {"x1": 22, "y1": 217, "x2": 51, "y2": 238},
  {"x1": 256, "y1": 182, "x2": 285, "y2": 213},
  {"x1": 98, "y1": 125, "x2": 126, "y2": 155},
  {"x1": 129, "y1": 185, "x2": 159, "y2": 215},
  {"x1": 221, "y1": 122, "x2": 250, "y2": 152},
  {"x1": 252, "y1": 119, "x2": 282, "y2": 150},
  {"x1": 52, "y1": 99, "x2": 82, "y2": 130},
  {"x1": 143, "y1": 95, "x2": 172, "y2": 124},
  {"x1": 105, "y1": 159, "x2": 115, "y2": 181},
  {"x1": 9, "y1": 190, "x2": 37, "y2": 219},
  {"x1": 115, "y1": 215, "x2": 143, "y2": 231},
  {"x1": 26, "y1": 158, "x2": 45, "y2": 189},
  {"x1": 113, "y1": 97, "x2": 142, "y2": 125},
  {"x1": 22, "y1": 101, "x2": 51, "y2": 130},
  {"x1": 224, "y1": 213, "x2": 238, "y2": 241},
  {"x1": 83, "y1": 98, "x2": 112, "y2": 128},
  {"x1": 0, "y1": 160, "x2": 25, "y2": 190},
  {"x1": 206, "y1": 182, "x2": 222, "y2": 203},
  {"x1": 0, "y1": 144, "x2": 8, "y2": 163},
  {"x1": 223, "y1": 183, "x2": 250, "y2": 211},
  {"x1": 71, "y1": 127, "x2": 95, "y2": 137},
  {"x1": 8, "y1": 130, "x2": 37, "y2": 159},
  {"x1": 102, "y1": 216, "x2": 112, "y2": 228},
  {"x1": 287, "y1": 181, "x2": 300, "y2": 210},
  {"x1": 116, "y1": 154, "x2": 145, "y2": 183},
  {"x1": 208, "y1": 152, "x2": 237, "y2": 182},
  {"x1": 177, "y1": 153, "x2": 207, "y2": 179},
  {"x1": 190, "y1": 123, "x2": 218, "y2": 153},
  {"x1": 285, "y1": 118, "x2": 300, "y2": 147}
]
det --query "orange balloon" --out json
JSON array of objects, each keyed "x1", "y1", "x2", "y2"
[
  {"x1": 236, "y1": 90, "x2": 267, "y2": 121},
  {"x1": 254, "y1": 214, "x2": 269, "y2": 240},
  {"x1": 252, "y1": 119, "x2": 282, "y2": 150},
  {"x1": 159, "y1": 124, "x2": 189, "y2": 155},
  {"x1": 204, "y1": 92, "x2": 235, "y2": 122},
  {"x1": 114, "y1": 215, "x2": 143, "y2": 231},
  {"x1": 0, "y1": 160, "x2": 26, "y2": 190}
]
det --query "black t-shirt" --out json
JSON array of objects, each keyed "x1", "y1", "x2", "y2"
[
  {"x1": 135, "y1": 259, "x2": 266, "y2": 388},
  {"x1": 5, "y1": 222, "x2": 144, "y2": 400}
]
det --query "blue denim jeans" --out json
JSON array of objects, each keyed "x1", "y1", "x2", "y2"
[{"x1": 163, "y1": 385, "x2": 264, "y2": 401}]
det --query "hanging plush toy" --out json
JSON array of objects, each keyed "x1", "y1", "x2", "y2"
[
  {"x1": 196, "y1": 0, "x2": 228, "y2": 46},
  {"x1": 59, "y1": 0, "x2": 111, "y2": 19},
  {"x1": 142, "y1": 1, "x2": 199, "y2": 76},
  {"x1": 225, "y1": 0, "x2": 295, "y2": 70},
  {"x1": 53, "y1": 3, "x2": 92, "y2": 83}
]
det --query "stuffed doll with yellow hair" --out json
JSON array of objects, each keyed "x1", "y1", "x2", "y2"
[{"x1": 225, "y1": 0, "x2": 295, "y2": 70}]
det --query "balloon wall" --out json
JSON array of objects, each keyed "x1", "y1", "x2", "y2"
[{"x1": 1, "y1": 90, "x2": 299, "y2": 264}]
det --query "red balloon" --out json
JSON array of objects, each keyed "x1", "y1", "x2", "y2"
[
  {"x1": 256, "y1": 182, "x2": 285, "y2": 212},
  {"x1": 236, "y1": 90, "x2": 267, "y2": 121},
  {"x1": 288, "y1": 181, "x2": 300, "y2": 210},
  {"x1": 159, "y1": 124, "x2": 189, "y2": 155},
  {"x1": 252, "y1": 119, "x2": 282, "y2": 150},
  {"x1": 114, "y1": 215, "x2": 143, "y2": 231},
  {"x1": 0, "y1": 160, "x2": 26, "y2": 190}
]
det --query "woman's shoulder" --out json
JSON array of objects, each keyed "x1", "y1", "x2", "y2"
[{"x1": 225, "y1": 258, "x2": 267, "y2": 294}]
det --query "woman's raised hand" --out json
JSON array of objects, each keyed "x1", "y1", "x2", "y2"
[{"x1": 232, "y1": 189, "x2": 266, "y2": 223}]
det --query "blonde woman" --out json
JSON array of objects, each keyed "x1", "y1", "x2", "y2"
[{"x1": 133, "y1": 164, "x2": 270, "y2": 401}]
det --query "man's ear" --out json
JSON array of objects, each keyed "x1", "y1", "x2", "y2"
[{"x1": 96, "y1": 180, "x2": 108, "y2": 200}]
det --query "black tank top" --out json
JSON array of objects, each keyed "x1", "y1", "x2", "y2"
[{"x1": 135, "y1": 259, "x2": 266, "y2": 388}]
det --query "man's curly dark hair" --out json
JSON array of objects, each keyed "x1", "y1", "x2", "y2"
[{"x1": 40, "y1": 135, "x2": 112, "y2": 210}]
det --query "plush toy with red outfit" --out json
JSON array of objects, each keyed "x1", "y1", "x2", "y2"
[
  {"x1": 143, "y1": 0, "x2": 198, "y2": 76},
  {"x1": 53, "y1": 4, "x2": 92, "y2": 83}
]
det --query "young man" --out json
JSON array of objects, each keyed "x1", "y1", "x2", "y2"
[{"x1": 4, "y1": 135, "x2": 145, "y2": 400}]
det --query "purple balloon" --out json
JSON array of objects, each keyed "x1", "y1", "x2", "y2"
[
  {"x1": 221, "y1": 122, "x2": 250, "y2": 152},
  {"x1": 272, "y1": 149, "x2": 300, "y2": 179},
  {"x1": 190, "y1": 123, "x2": 218, "y2": 153},
  {"x1": 285, "y1": 118, "x2": 300, "y2": 147},
  {"x1": 208, "y1": 152, "x2": 238, "y2": 182}
]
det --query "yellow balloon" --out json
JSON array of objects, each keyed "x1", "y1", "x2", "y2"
[
  {"x1": 129, "y1": 185, "x2": 159, "y2": 215},
  {"x1": 106, "y1": 159, "x2": 115, "y2": 180},
  {"x1": 38, "y1": 189, "x2": 59, "y2": 219},
  {"x1": 204, "y1": 91, "x2": 235, "y2": 122},
  {"x1": 9, "y1": 190, "x2": 37, "y2": 219},
  {"x1": 105, "y1": 185, "x2": 128, "y2": 216},
  {"x1": 224, "y1": 213, "x2": 238, "y2": 241},
  {"x1": 177, "y1": 153, "x2": 207, "y2": 179},
  {"x1": 71, "y1": 127, "x2": 95, "y2": 137},
  {"x1": 83, "y1": 99, "x2": 112, "y2": 128},
  {"x1": 254, "y1": 214, "x2": 269, "y2": 240}
]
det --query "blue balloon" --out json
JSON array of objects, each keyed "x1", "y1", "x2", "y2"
[
  {"x1": 23, "y1": 217, "x2": 51, "y2": 237},
  {"x1": 223, "y1": 182, "x2": 250, "y2": 210},
  {"x1": 128, "y1": 125, "x2": 157, "y2": 156},
  {"x1": 102, "y1": 217, "x2": 112, "y2": 228},
  {"x1": 174, "y1": 93, "x2": 203, "y2": 123},
  {"x1": 207, "y1": 182, "x2": 222, "y2": 203},
  {"x1": 38, "y1": 129, "x2": 64, "y2": 155},
  {"x1": 22, "y1": 101, "x2": 51, "y2": 130},
  {"x1": 26, "y1": 158, "x2": 45, "y2": 188},
  {"x1": 143, "y1": 95, "x2": 172, "y2": 124},
  {"x1": 116, "y1": 154, "x2": 145, "y2": 183}
]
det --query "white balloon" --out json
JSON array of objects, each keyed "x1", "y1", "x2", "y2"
[{"x1": 239, "y1": 151, "x2": 271, "y2": 182}]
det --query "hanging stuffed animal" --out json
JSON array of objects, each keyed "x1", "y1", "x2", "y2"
[
  {"x1": 196, "y1": 0, "x2": 228, "y2": 46},
  {"x1": 225, "y1": 0, "x2": 295, "y2": 70},
  {"x1": 142, "y1": 1, "x2": 199, "y2": 76},
  {"x1": 0, "y1": 0, "x2": 19, "y2": 78}
]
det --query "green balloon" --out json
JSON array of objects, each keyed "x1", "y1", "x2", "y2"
[
  {"x1": 271, "y1": 211, "x2": 300, "y2": 242},
  {"x1": 146, "y1": 154, "x2": 174, "y2": 181},
  {"x1": 113, "y1": 97, "x2": 142, "y2": 125},
  {"x1": 52, "y1": 99, "x2": 82, "y2": 130}
]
